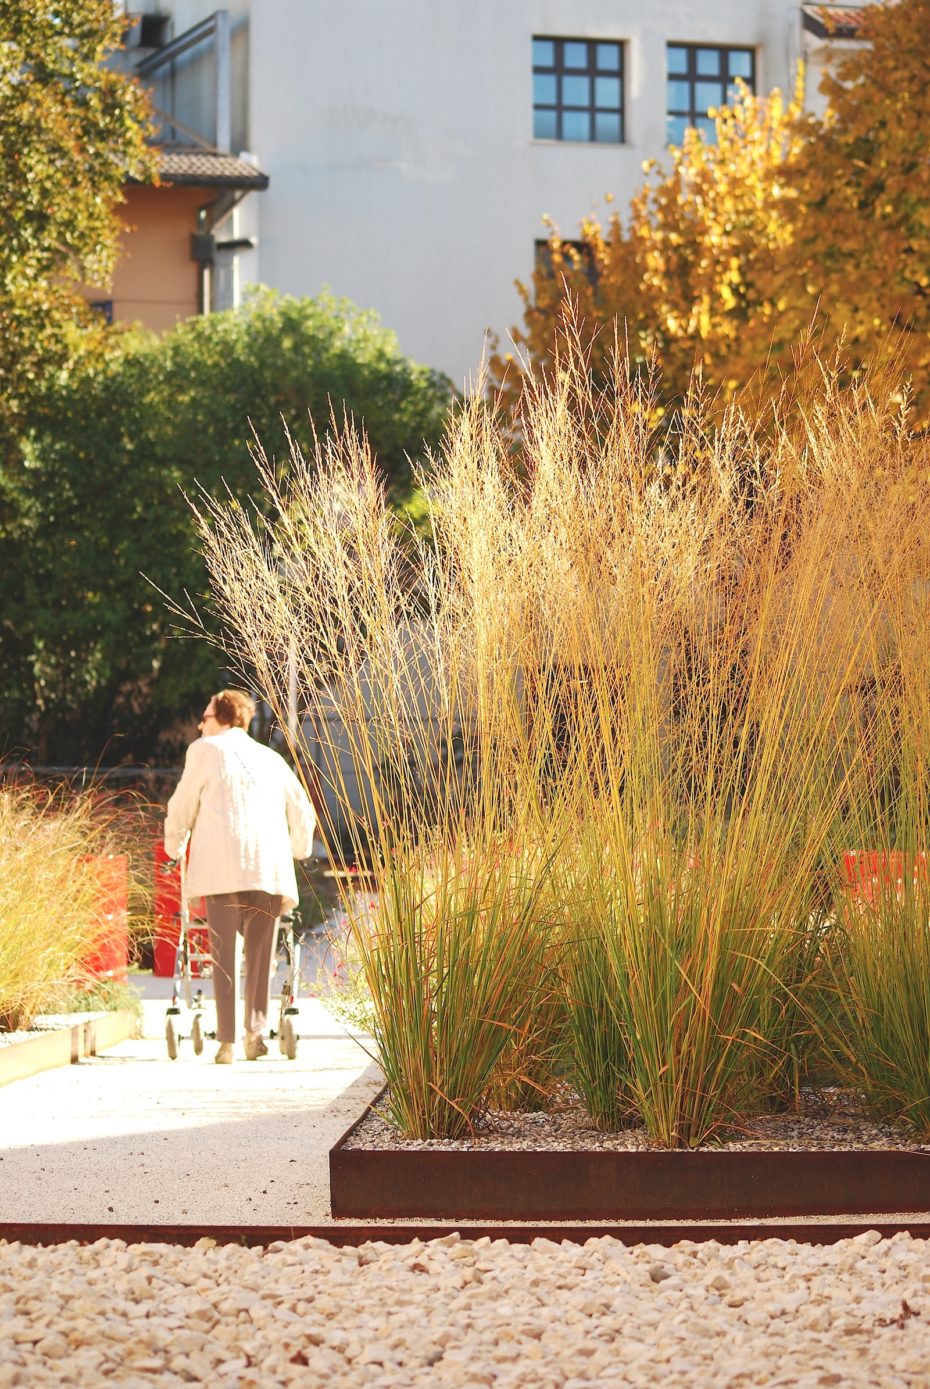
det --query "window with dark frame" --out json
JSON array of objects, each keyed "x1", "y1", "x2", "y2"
[
  {"x1": 666, "y1": 43, "x2": 755, "y2": 146},
  {"x1": 533, "y1": 36, "x2": 624, "y2": 144}
]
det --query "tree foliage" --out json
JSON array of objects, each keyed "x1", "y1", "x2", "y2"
[
  {"x1": 789, "y1": 0, "x2": 930, "y2": 401},
  {"x1": 493, "y1": 80, "x2": 805, "y2": 418},
  {"x1": 0, "y1": 0, "x2": 155, "y2": 440},
  {"x1": 2, "y1": 290, "x2": 454, "y2": 764},
  {"x1": 496, "y1": 0, "x2": 930, "y2": 421}
]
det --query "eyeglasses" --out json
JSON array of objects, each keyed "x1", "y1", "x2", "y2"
[{"x1": 198, "y1": 708, "x2": 219, "y2": 730}]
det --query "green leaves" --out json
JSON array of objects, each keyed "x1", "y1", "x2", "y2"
[
  {"x1": 499, "y1": 0, "x2": 930, "y2": 427},
  {"x1": 0, "y1": 0, "x2": 156, "y2": 444},
  {"x1": 1, "y1": 291, "x2": 453, "y2": 761}
]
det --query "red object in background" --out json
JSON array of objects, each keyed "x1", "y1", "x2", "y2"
[
  {"x1": 81, "y1": 854, "x2": 130, "y2": 982},
  {"x1": 152, "y1": 840, "x2": 209, "y2": 976},
  {"x1": 842, "y1": 850, "x2": 929, "y2": 906}
]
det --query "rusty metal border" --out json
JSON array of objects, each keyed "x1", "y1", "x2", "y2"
[
  {"x1": 3, "y1": 1219, "x2": 930, "y2": 1249},
  {"x1": 329, "y1": 1094, "x2": 930, "y2": 1222}
]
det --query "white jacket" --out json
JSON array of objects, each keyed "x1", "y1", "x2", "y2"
[{"x1": 164, "y1": 727, "x2": 317, "y2": 910}]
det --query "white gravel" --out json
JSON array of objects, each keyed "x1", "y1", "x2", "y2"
[
  {"x1": 348, "y1": 1087, "x2": 930, "y2": 1153},
  {"x1": 1, "y1": 1229, "x2": 928, "y2": 1387},
  {"x1": 0, "y1": 1013, "x2": 110, "y2": 1048}
]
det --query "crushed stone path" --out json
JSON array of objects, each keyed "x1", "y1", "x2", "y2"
[{"x1": 1, "y1": 1229, "x2": 928, "y2": 1387}]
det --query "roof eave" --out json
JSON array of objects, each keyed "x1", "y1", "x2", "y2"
[
  {"x1": 130, "y1": 171, "x2": 270, "y2": 191},
  {"x1": 801, "y1": 7, "x2": 866, "y2": 41}
]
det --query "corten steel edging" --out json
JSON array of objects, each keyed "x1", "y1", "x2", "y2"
[
  {"x1": 329, "y1": 1099, "x2": 930, "y2": 1221},
  {"x1": 4, "y1": 1220, "x2": 930, "y2": 1249},
  {"x1": 330, "y1": 1145, "x2": 930, "y2": 1220}
]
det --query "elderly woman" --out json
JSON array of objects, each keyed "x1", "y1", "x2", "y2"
[{"x1": 164, "y1": 689, "x2": 317, "y2": 1063}]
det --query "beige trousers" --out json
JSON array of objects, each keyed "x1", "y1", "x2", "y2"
[{"x1": 205, "y1": 891, "x2": 284, "y2": 1043}]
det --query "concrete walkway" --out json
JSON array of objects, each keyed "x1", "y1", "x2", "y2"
[{"x1": 0, "y1": 981, "x2": 382, "y2": 1227}]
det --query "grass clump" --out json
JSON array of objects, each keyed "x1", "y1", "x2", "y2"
[
  {"x1": 355, "y1": 835, "x2": 557, "y2": 1139},
  {"x1": 820, "y1": 532, "x2": 930, "y2": 1130},
  {"x1": 830, "y1": 873, "x2": 930, "y2": 1131},
  {"x1": 57, "y1": 976, "x2": 144, "y2": 1028},
  {"x1": 192, "y1": 335, "x2": 930, "y2": 1144},
  {"x1": 0, "y1": 784, "x2": 141, "y2": 1032}
]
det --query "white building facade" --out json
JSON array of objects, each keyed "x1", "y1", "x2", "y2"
[{"x1": 125, "y1": 1, "x2": 870, "y2": 388}]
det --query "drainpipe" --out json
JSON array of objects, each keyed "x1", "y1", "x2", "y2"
[
  {"x1": 215, "y1": 8, "x2": 231, "y2": 152},
  {"x1": 192, "y1": 215, "x2": 214, "y2": 314}
]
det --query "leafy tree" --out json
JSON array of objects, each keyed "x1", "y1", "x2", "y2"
[
  {"x1": 147, "y1": 287, "x2": 451, "y2": 499},
  {"x1": 2, "y1": 290, "x2": 454, "y2": 763},
  {"x1": 497, "y1": 0, "x2": 930, "y2": 421},
  {"x1": 0, "y1": 0, "x2": 155, "y2": 444},
  {"x1": 493, "y1": 82, "x2": 804, "y2": 418},
  {"x1": 788, "y1": 0, "x2": 930, "y2": 413}
]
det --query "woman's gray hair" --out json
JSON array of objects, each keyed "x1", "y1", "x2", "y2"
[{"x1": 213, "y1": 689, "x2": 255, "y2": 729}]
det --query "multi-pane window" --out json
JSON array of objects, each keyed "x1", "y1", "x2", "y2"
[
  {"x1": 666, "y1": 44, "x2": 755, "y2": 146},
  {"x1": 533, "y1": 37, "x2": 624, "y2": 144}
]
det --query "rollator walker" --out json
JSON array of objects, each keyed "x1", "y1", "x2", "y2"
[{"x1": 163, "y1": 854, "x2": 303, "y2": 1060}]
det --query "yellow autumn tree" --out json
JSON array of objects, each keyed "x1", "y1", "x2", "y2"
[
  {"x1": 496, "y1": 0, "x2": 930, "y2": 422},
  {"x1": 788, "y1": 0, "x2": 930, "y2": 419},
  {"x1": 492, "y1": 81, "x2": 805, "y2": 418},
  {"x1": 636, "y1": 80, "x2": 807, "y2": 403}
]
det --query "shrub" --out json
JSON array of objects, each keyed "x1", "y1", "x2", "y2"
[{"x1": 3, "y1": 289, "x2": 453, "y2": 763}]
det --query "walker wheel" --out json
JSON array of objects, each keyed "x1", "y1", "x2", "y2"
[
  {"x1": 191, "y1": 1013, "x2": 204, "y2": 1056},
  {"x1": 166, "y1": 1016, "x2": 179, "y2": 1060},
  {"x1": 283, "y1": 1016, "x2": 297, "y2": 1060}
]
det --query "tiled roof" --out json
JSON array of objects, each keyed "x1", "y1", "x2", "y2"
[
  {"x1": 801, "y1": 4, "x2": 870, "y2": 40},
  {"x1": 134, "y1": 146, "x2": 269, "y2": 190}
]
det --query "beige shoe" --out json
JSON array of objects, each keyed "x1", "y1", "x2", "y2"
[
  {"x1": 244, "y1": 1031, "x2": 268, "y2": 1061},
  {"x1": 215, "y1": 1043, "x2": 234, "y2": 1064}
]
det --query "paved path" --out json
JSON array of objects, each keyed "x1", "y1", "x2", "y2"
[{"x1": 0, "y1": 989, "x2": 381, "y2": 1227}]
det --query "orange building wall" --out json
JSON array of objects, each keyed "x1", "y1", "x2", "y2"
[{"x1": 85, "y1": 184, "x2": 210, "y2": 333}]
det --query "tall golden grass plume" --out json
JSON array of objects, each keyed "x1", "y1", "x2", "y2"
[
  {"x1": 192, "y1": 336, "x2": 930, "y2": 1144},
  {"x1": 0, "y1": 780, "x2": 148, "y2": 1032}
]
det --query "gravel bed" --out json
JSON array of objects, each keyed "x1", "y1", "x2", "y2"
[
  {"x1": 347, "y1": 1088, "x2": 930, "y2": 1153},
  {"x1": 2, "y1": 1230, "x2": 929, "y2": 1386},
  {"x1": 0, "y1": 1014, "x2": 107, "y2": 1049}
]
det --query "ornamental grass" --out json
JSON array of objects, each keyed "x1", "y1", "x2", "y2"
[
  {"x1": 0, "y1": 783, "x2": 140, "y2": 1032},
  {"x1": 819, "y1": 494, "x2": 930, "y2": 1134},
  {"x1": 344, "y1": 826, "x2": 560, "y2": 1139},
  {"x1": 193, "y1": 337, "x2": 930, "y2": 1144}
]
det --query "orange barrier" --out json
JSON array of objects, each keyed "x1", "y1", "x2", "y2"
[
  {"x1": 152, "y1": 841, "x2": 209, "y2": 977},
  {"x1": 841, "y1": 850, "x2": 929, "y2": 905},
  {"x1": 81, "y1": 854, "x2": 129, "y2": 982}
]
